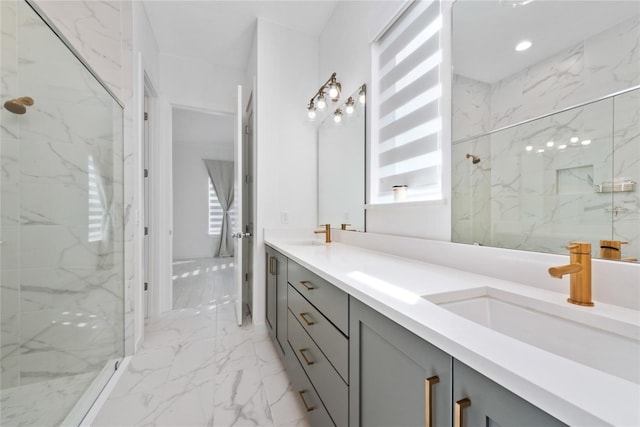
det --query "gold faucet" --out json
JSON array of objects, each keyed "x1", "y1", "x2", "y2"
[
  {"x1": 314, "y1": 224, "x2": 331, "y2": 243},
  {"x1": 548, "y1": 242, "x2": 594, "y2": 307},
  {"x1": 340, "y1": 223, "x2": 352, "y2": 231}
]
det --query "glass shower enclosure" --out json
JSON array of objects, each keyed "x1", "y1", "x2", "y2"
[{"x1": 1, "y1": 1, "x2": 125, "y2": 425}]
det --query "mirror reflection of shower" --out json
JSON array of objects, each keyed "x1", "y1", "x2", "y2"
[{"x1": 466, "y1": 153, "x2": 480, "y2": 164}]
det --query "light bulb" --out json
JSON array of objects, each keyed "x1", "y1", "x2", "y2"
[
  {"x1": 345, "y1": 97, "x2": 355, "y2": 115},
  {"x1": 317, "y1": 94, "x2": 326, "y2": 110},
  {"x1": 359, "y1": 93, "x2": 365, "y2": 104},
  {"x1": 308, "y1": 109, "x2": 316, "y2": 120},
  {"x1": 334, "y1": 109, "x2": 342, "y2": 123},
  {"x1": 328, "y1": 83, "x2": 339, "y2": 99}
]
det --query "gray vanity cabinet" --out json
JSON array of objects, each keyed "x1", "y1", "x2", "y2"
[
  {"x1": 349, "y1": 298, "x2": 452, "y2": 427},
  {"x1": 265, "y1": 245, "x2": 288, "y2": 356},
  {"x1": 452, "y1": 360, "x2": 566, "y2": 427}
]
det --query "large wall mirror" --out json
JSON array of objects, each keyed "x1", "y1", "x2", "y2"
[
  {"x1": 451, "y1": 0, "x2": 639, "y2": 262},
  {"x1": 318, "y1": 85, "x2": 366, "y2": 231}
]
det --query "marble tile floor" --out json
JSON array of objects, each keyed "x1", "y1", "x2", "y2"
[
  {"x1": 1, "y1": 372, "x2": 97, "y2": 426},
  {"x1": 93, "y1": 260, "x2": 312, "y2": 427},
  {"x1": 172, "y1": 258, "x2": 236, "y2": 310}
]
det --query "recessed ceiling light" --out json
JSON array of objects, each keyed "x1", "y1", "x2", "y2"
[
  {"x1": 581, "y1": 139, "x2": 592, "y2": 145},
  {"x1": 515, "y1": 40, "x2": 532, "y2": 52}
]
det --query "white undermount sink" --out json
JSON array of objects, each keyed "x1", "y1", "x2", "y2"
[
  {"x1": 424, "y1": 287, "x2": 640, "y2": 384},
  {"x1": 287, "y1": 240, "x2": 327, "y2": 246}
]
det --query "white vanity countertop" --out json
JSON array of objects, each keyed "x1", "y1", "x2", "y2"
[{"x1": 264, "y1": 237, "x2": 640, "y2": 426}]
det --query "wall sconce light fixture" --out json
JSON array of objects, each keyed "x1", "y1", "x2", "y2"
[{"x1": 307, "y1": 72, "x2": 341, "y2": 120}]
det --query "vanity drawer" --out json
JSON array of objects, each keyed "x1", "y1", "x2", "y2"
[
  {"x1": 288, "y1": 284, "x2": 349, "y2": 382},
  {"x1": 285, "y1": 345, "x2": 335, "y2": 427},
  {"x1": 288, "y1": 261, "x2": 349, "y2": 335},
  {"x1": 288, "y1": 310, "x2": 348, "y2": 427}
]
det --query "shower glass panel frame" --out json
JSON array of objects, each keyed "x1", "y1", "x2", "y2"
[{"x1": 1, "y1": 1, "x2": 125, "y2": 425}]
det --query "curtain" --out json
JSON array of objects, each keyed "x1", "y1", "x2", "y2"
[{"x1": 204, "y1": 159, "x2": 235, "y2": 257}]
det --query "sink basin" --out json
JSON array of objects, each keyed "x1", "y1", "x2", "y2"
[
  {"x1": 424, "y1": 287, "x2": 640, "y2": 384},
  {"x1": 287, "y1": 240, "x2": 327, "y2": 246}
]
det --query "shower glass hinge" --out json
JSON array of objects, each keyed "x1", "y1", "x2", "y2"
[
  {"x1": 144, "y1": 168, "x2": 148, "y2": 178},
  {"x1": 144, "y1": 112, "x2": 148, "y2": 121},
  {"x1": 144, "y1": 282, "x2": 148, "y2": 291},
  {"x1": 144, "y1": 226, "x2": 149, "y2": 236}
]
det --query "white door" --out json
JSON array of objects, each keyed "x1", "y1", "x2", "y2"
[{"x1": 233, "y1": 85, "x2": 244, "y2": 325}]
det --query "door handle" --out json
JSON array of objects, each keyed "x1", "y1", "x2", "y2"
[
  {"x1": 425, "y1": 376, "x2": 439, "y2": 427},
  {"x1": 232, "y1": 232, "x2": 250, "y2": 238}
]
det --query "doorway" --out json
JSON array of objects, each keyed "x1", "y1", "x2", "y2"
[{"x1": 171, "y1": 108, "x2": 236, "y2": 309}]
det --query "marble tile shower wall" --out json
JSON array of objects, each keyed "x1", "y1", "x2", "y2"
[
  {"x1": 452, "y1": 15, "x2": 639, "y2": 257},
  {"x1": 1, "y1": 1, "x2": 125, "y2": 389},
  {"x1": 489, "y1": 16, "x2": 640, "y2": 131}
]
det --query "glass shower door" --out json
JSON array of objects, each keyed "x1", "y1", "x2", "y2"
[{"x1": 1, "y1": 1, "x2": 124, "y2": 425}]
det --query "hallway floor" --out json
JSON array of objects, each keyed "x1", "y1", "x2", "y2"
[{"x1": 93, "y1": 259, "x2": 311, "y2": 427}]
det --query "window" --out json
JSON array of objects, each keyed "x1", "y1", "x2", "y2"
[
  {"x1": 371, "y1": 0, "x2": 443, "y2": 203},
  {"x1": 208, "y1": 178, "x2": 224, "y2": 235},
  {"x1": 88, "y1": 155, "x2": 103, "y2": 242}
]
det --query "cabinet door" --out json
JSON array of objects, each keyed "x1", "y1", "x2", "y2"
[
  {"x1": 453, "y1": 360, "x2": 566, "y2": 427},
  {"x1": 265, "y1": 249, "x2": 276, "y2": 335},
  {"x1": 350, "y1": 298, "x2": 452, "y2": 427},
  {"x1": 275, "y1": 250, "x2": 288, "y2": 355}
]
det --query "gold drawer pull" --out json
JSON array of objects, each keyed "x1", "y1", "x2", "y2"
[
  {"x1": 454, "y1": 398, "x2": 471, "y2": 427},
  {"x1": 299, "y1": 348, "x2": 314, "y2": 365},
  {"x1": 299, "y1": 312, "x2": 315, "y2": 326},
  {"x1": 298, "y1": 390, "x2": 314, "y2": 412},
  {"x1": 425, "y1": 376, "x2": 439, "y2": 427},
  {"x1": 299, "y1": 280, "x2": 315, "y2": 290}
]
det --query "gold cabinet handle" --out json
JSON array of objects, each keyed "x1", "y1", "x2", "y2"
[
  {"x1": 425, "y1": 376, "x2": 440, "y2": 427},
  {"x1": 298, "y1": 390, "x2": 314, "y2": 412},
  {"x1": 454, "y1": 398, "x2": 471, "y2": 427},
  {"x1": 268, "y1": 256, "x2": 275, "y2": 275},
  {"x1": 299, "y1": 312, "x2": 315, "y2": 326},
  {"x1": 299, "y1": 280, "x2": 315, "y2": 290},
  {"x1": 299, "y1": 348, "x2": 314, "y2": 365}
]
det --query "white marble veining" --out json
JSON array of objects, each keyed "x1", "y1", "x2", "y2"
[
  {"x1": 1, "y1": 2, "x2": 126, "y2": 424},
  {"x1": 93, "y1": 258, "x2": 311, "y2": 427},
  {"x1": 1, "y1": 372, "x2": 96, "y2": 426},
  {"x1": 266, "y1": 231, "x2": 640, "y2": 426}
]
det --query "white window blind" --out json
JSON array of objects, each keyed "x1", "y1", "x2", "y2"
[
  {"x1": 88, "y1": 155, "x2": 103, "y2": 242},
  {"x1": 372, "y1": 0, "x2": 443, "y2": 203},
  {"x1": 208, "y1": 179, "x2": 223, "y2": 235}
]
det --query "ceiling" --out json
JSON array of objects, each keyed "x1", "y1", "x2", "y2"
[
  {"x1": 143, "y1": 0, "x2": 339, "y2": 70},
  {"x1": 453, "y1": 0, "x2": 640, "y2": 84}
]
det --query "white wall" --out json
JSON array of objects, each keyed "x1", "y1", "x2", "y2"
[
  {"x1": 160, "y1": 53, "x2": 245, "y2": 114},
  {"x1": 318, "y1": 0, "x2": 453, "y2": 240},
  {"x1": 253, "y1": 18, "x2": 319, "y2": 324},
  {"x1": 172, "y1": 140, "x2": 233, "y2": 259}
]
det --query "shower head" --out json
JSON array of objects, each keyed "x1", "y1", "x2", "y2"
[
  {"x1": 4, "y1": 96, "x2": 34, "y2": 115},
  {"x1": 466, "y1": 153, "x2": 480, "y2": 164}
]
